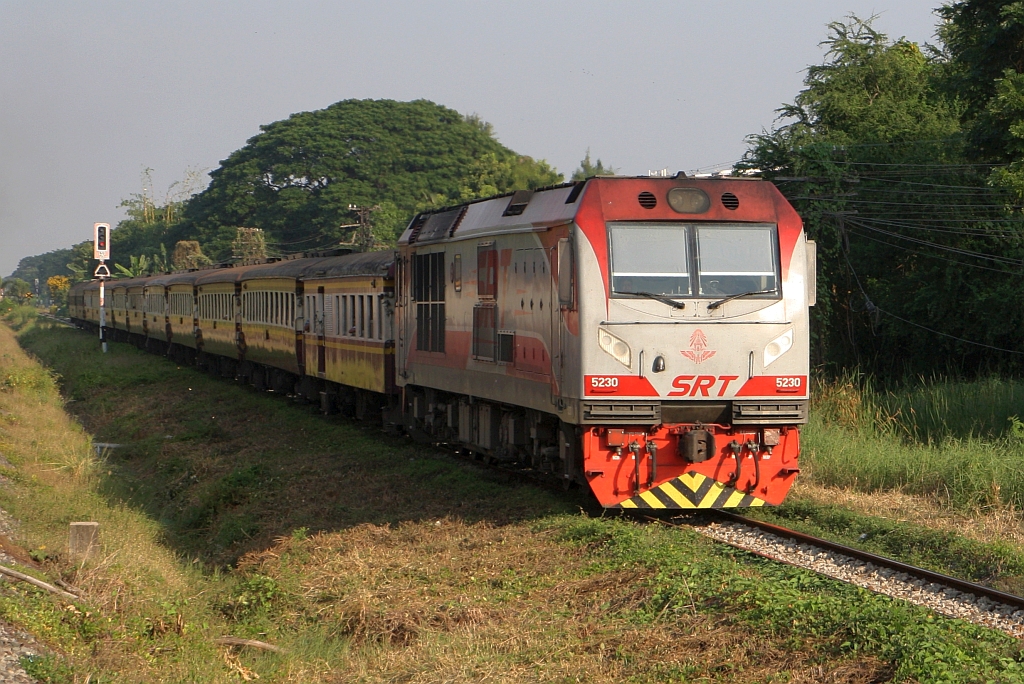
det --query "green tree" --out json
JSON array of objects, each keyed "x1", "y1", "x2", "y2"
[
  {"x1": 937, "y1": 1, "x2": 1024, "y2": 156},
  {"x1": 46, "y1": 275, "x2": 71, "y2": 313},
  {"x1": 9, "y1": 248, "x2": 73, "y2": 288},
  {"x1": 1, "y1": 278, "x2": 32, "y2": 301},
  {"x1": 938, "y1": 1, "x2": 1024, "y2": 199},
  {"x1": 65, "y1": 242, "x2": 94, "y2": 282},
  {"x1": 571, "y1": 149, "x2": 615, "y2": 180},
  {"x1": 107, "y1": 168, "x2": 206, "y2": 276},
  {"x1": 741, "y1": 15, "x2": 1024, "y2": 376},
  {"x1": 177, "y1": 99, "x2": 563, "y2": 260}
]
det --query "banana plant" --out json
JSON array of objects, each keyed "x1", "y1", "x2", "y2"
[{"x1": 114, "y1": 254, "x2": 151, "y2": 278}]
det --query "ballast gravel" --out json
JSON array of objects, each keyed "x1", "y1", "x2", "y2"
[
  {"x1": 0, "y1": 458, "x2": 42, "y2": 682},
  {"x1": 696, "y1": 521, "x2": 1024, "y2": 637},
  {"x1": 0, "y1": 621, "x2": 43, "y2": 684}
]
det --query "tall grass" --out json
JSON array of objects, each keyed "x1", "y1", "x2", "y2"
[
  {"x1": 1, "y1": 304, "x2": 37, "y2": 331},
  {"x1": 804, "y1": 373, "x2": 1024, "y2": 510}
]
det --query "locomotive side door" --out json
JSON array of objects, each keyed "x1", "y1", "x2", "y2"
[
  {"x1": 554, "y1": 237, "x2": 574, "y2": 405},
  {"x1": 513, "y1": 248, "x2": 551, "y2": 377}
]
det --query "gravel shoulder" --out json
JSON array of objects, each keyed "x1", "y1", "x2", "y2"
[
  {"x1": 0, "y1": 457, "x2": 42, "y2": 683},
  {"x1": 0, "y1": 620, "x2": 43, "y2": 684}
]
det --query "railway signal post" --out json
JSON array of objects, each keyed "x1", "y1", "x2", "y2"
[{"x1": 93, "y1": 223, "x2": 111, "y2": 353}]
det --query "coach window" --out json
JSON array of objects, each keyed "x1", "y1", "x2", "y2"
[{"x1": 364, "y1": 295, "x2": 371, "y2": 338}]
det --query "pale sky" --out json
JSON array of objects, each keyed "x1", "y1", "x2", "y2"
[{"x1": 1, "y1": 1, "x2": 943, "y2": 277}]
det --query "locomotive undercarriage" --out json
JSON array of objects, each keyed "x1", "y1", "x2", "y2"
[{"x1": 396, "y1": 386, "x2": 582, "y2": 484}]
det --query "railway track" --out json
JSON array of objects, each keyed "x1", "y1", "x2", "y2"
[{"x1": 655, "y1": 511, "x2": 1024, "y2": 637}]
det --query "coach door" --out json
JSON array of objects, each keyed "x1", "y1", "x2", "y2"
[
  {"x1": 316, "y1": 286, "x2": 326, "y2": 377},
  {"x1": 395, "y1": 255, "x2": 409, "y2": 382},
  {"x1": 295, "y1": 285, "x2": 305, "y2": 374}
]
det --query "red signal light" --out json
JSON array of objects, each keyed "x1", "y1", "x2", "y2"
[{"x1": 93, "y1": 222, "x2": 110, "y2": 260}]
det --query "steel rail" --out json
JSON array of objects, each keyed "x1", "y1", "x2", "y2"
[{"x1": 695, "y1": 510, "x2": 1024, "y2": 611}]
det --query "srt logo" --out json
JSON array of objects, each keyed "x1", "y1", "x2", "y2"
[
  {"x1": 669, "y1": 375, "x2": 740, "y2": 397},
  {"x1": 681, "y1": 329, "x2": 716, "y2": 364}
]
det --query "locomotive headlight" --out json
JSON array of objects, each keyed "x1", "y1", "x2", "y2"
[
  {"x1": 598, "y1": 328, "x2": 632, "y2": 368},
  {"x1": 763, "y1": 328, "x2": 794, "y2": 367},
  {"x1": 667, "y1": 187, "x2": 710, "y2": 214}
]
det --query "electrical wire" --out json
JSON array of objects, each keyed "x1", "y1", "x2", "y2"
[
  {"x1": 845, "y1": 218, "x2": 1024, "y2": 266},
  {"x1": 836, "y1": 217, "x2": 1024, "y2": 355},
  {"x1": 844, "y1": 228, "x2": 1020, "y2": 274}
]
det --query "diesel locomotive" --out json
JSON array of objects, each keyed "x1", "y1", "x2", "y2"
[{"x1": 70, "y1": 175, "x2": 814, "y2": 510}]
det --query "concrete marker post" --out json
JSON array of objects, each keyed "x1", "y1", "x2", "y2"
[{"x1": 69, "y1": 522, "x2": 99, "y2": 560}]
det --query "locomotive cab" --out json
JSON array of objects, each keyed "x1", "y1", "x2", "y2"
[{"x1": 572, "y1": 178, "x2": 811, "y2": 508}]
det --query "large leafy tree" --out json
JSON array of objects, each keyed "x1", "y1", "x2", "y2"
[
  {"x1": 939, "y1": 1, "x2": 1024, "y2": 198},
  {"x1": 8, "y1": 248, "x2": 73, "y2": 287},
  {"x1": 742, "y1": 16, "x2": 1024, "y2": 375},
  {"x1": 176, "y1": 99, "x2": 562, "y2": 259}
]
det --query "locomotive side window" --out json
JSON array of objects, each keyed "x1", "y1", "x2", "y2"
[
  {"x1": 696, "y1": 226, "x2": 777, "y2": 296},
  {"x1": 558, "y1": 238, "x2": 574, "y2": 307},
  {"x1": 609, "y1": 223, "x2": 691, "y2": 296},
  {"x1": 477, "y1": 244, "x2": 498, "y2": 298}
]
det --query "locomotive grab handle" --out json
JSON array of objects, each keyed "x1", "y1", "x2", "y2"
[
  {"x1": 745, "y1": 440, "x2": 761, "y2": 494},
  {"x1": 646, "y1": 441, "x2": 657, "y2": 488},
  {"x1": 727, "y1": 440, "x2": 742, "y2": 488},
  {"x1": 629, "y1": 441, "x2": 641, "y2": 495}
]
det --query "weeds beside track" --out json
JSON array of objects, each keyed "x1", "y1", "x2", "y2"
[
  {"x1": 804, "y1": 373, "x2": 1024, "y2": 511},
  {"x1": 4, "y1": 323, "x2": 1024, "y2": 681}
]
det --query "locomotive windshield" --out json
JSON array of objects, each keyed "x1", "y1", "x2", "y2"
[
  {"x1": 609, "y1": 223, "x2": 690, "y2": 295},
  {"x1": 609, "y1": 222, "x2": 778, "y2": 299}
]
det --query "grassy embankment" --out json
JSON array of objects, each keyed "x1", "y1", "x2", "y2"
[{"x1": 4, "y1": 319, "x2": 1024, "y2": 681}]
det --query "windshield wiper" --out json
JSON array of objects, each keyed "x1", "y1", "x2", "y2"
[
  {"x1": 613, "y1": 290, "x2": 686, "y2": 310},
  {"x1": 707, "y1": 289, "x2": 778, "y2": 310}
]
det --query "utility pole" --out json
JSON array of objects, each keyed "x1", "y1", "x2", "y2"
[
  {"x1": 93, "y1": 223, "x2": 111, "y2": 353},
  {"x1": 347, "y1": 204, "x2": 379, "y2": 252}
]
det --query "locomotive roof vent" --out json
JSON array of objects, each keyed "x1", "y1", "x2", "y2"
[
  {"x1": 503, "y1": 189, "x2": 534, "y2": 216},
  {"x1": 637, "y1": 191, "x2": 657, "y2": 209},
  {"x1": 721, "y1": 192, "x2": 740, "y2": 210}
]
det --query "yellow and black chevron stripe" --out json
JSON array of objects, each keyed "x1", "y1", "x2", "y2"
[{"x1": 616, "y1": 471, "x2": 767, "y2": 509}]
